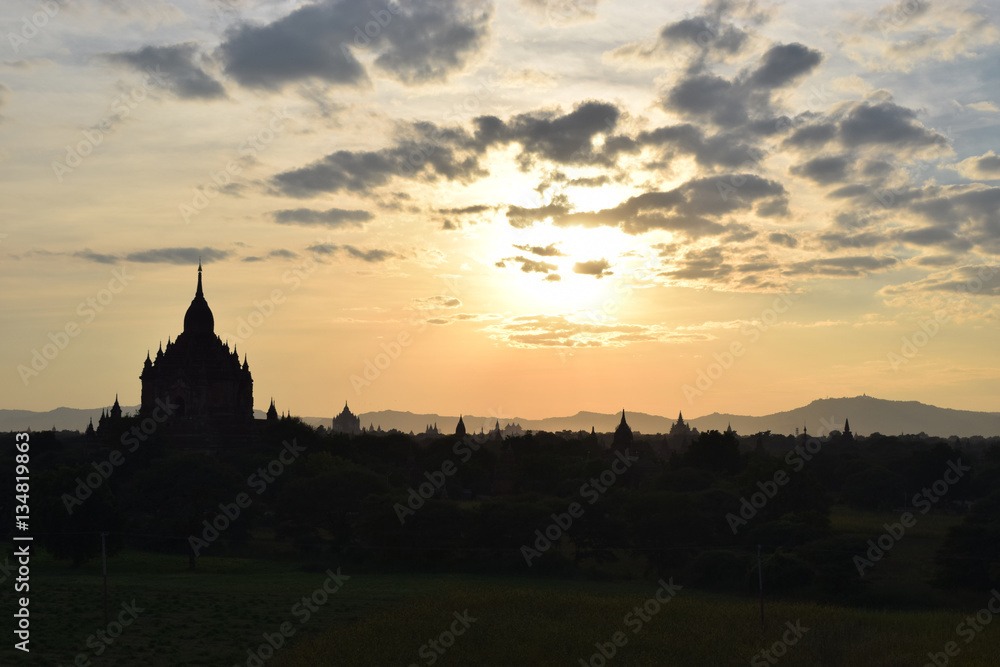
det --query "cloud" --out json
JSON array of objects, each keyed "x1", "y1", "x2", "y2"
[
  {"x1": 0, "y1": 83, "x2": 8, "y2": 122},
  {"x1": 948, "y1": 151, "x2": 1000, "y2": 180},
  {"x1": 906, "y1": 185, "x2": 1000, "y2": 252},
  {"x1": 785, "y1": 255, "x2": 899, "y2": 277},
  {"x1": 555, "y1": 174, "x2": 787, "y2": 237},
  {"x1": 964, "y1": 101, "x2": 999, "y2": 113},
  {"x1": 609, "y1": 0, "x2": 767, "y2": 69},
  {"x1": 125, "y1": 247, "x2": 231, "y2": 264},
  {"x1": 659, "y1": 42, "x2": 822, "y2": 128},
  {"x1": 271, "y1": 207, "x2": 373, "y2": 227},
  {"x1": 219, "y1": 0, "x2": 493, "y2": 90},
  {"x1": 506, "y1": 195, "x2": 572, "y2": 229},
  {"x1": 439, "y1": 204, "x2": 492, "y2": 215},
  {"x1": 880, "y1": 264, "x2": 1000, "y2": 297},
  {"x1": 502, "y1": 100, "x2": 622, "y2": 166},
  {"x1": 503, "y1": 256, "x2": 558, "y2": 274},
  {"x1": 841, "y1": 0, "x2": 999, "y2": 72},
  {"x1": 73, "y1": 249, "x2": 119, "y2": 264},
  {"x1": 837, "y1": 98, "x2": 949, "y2": 152},
  {"x1": 105, "y1": 43, "x2": 226, "y2": 100},
  {"x1": 271, "y1": 129, "x2": 485, "y2": 197},
  {"x1": 306, "y1": 243, "x2": 397, "y2": 262},
  {"x1": 512, "y1": 243, "x2": 565, "y2": 257},
  {"x1": 768, "y1": 232, "x2": 798, "y2": 248},
  {"x1": 789, "y1": 155, "x2": 852, "y2": 184},
  {"x1": 572, "y1": 258, "x2": 612, "y2": 277},
  {"x1": 412, "y1": 295, "x2": 462, "y2": 309},
  {"x1": 517, "y1": 0, "x2": 601, "y2": 25},
  {"x1": 746, "y1": 42, "x2": 824, "y2": 89},
  {"x1": 484, "y1": 313, "x2": 713, "y2": 348}
]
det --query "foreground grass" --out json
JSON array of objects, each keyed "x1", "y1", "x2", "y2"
[{"x1": 278, "y1": 581, "x2": 1000, "y2": 667}]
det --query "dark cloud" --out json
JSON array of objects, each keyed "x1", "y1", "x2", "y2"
[
  {"x1": 838, "y1": 99, "x2": 948, "y2": 150},
  {"x1": 662, "y1": 246, "x2": 733, "y2": 282},
  {"x1": 219, "y1": 0, "x2": 492, "y2": 90},
  {"x1": 503, "y1": 100, "x2": 621, "y2": 165},
  {"x1": 544, "y1": 273, "x2": 562, "y2": 282},
  {"x1": 746, "y1": 43, "x2": 823, "y2": 89},
  {"x1": 610, "y1": 0, "x2": 768, "y2": 69},
  {"x1": 271, "y1": 207, "x2": 373, "y2": 228},
  {"x1": 637, "y1": 123, "x2": 765, "y2": 169},
  {"x1": 785, "y1": 255, "x2": 898, "y2": 277},
  {"x1": 506, "y1": 195, "x2": 572, "y2": 229},
  {"x1": 783, "y1": 122, "x2": 836, "y2": 148},
  {"x1": 826, "y1": 184, "x2": 870, "y2": 199},
  {"x1": 125, "y1": 247, "x2": 231, "y2": 264},
  {"x1": 817, "y1": 231, "x2": 887, "y2": 250},
  {"x1": 502, "y1": 256, "x2": 558, "y2": 274},
  {"x1": 949, "y1": 151, "x2": 1000, "y2": 180},
  {"x1": 73, "y1": 249, "x2": 119, "y2": 264},
  {"x1": 880, "y1": 265, "x2": 1000, "y2": 298},
  {"x1": 768, "y1": 232, "x2": 798, "y2": 248},
  {"x1": 660, "y1": 42, "x2": 821, "y2": 129},
  {"x1": 790, "y1": 155, "x2": 851, "y2": 184},
  {"x1": 913, "y1": 255, "x2": 958, "y2": 268},
  {"x1": 664, "y1": 74, "x2": 747, "y2": 127},
  {"x1": 105, "y1": 43, "x2": 226, "y2": 100},
  {"x1": 512, "y1": 243, "x2": 565, "y2": 257},
  {"x1": 895, "y1": 226, "x2": 973, "y2": 252},
  {"x1": 271, "y1": 138, "x2": 484, "y2": 197},
  {"x1": 568, "y1": 174, "x2": 611, "y2": 187},
  {"x1": 572, "y1": 259, "x2": 612, "y2": 277},
  {"x1": 907, "y1": 186, "x2": 1000, "y2": 251},
  {"x1": 306, "y1": 243, "x2": 397, "y2": 262},
  {"x1": 555, "y1": 174, "x2": 786, "y2": 237},
  {"x1": 268, "y1": 249, "x2": 299, "y2": 259},
  {"x1": 439, "y1": 204, "x2": 492, "y2": 214}
]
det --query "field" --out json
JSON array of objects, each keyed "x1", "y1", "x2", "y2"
[{"x1": 4, "y1": 506, "x2": 997, "y2": 666}]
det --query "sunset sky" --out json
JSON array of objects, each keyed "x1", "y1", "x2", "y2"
[{"x1": 2, "y1": 0, "x2": 1000, "y2": 420}]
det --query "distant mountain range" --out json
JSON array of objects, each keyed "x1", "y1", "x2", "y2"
[{"x1": 4, "y1": 396, "x2": 999, "y2": 437}]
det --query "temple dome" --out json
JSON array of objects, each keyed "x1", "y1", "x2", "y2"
[{"x1": 183, "y1": 262, "x2": 214, "y2": 335}]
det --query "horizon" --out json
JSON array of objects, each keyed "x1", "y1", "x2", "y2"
[
  {"x1": 11, "y1": 394, "x2": 1000, "y2": 421},
  {"x1": 3, "y1": 0, "x2": 1000, "y2": 418}
]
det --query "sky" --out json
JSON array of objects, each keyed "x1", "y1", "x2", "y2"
[{"x1": 2, "y1": 0, "x2": 1000, "y2": 421}]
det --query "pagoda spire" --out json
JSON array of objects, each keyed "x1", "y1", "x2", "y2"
[{"x1": 196, "y1": 259, "x2": 204, "y2": 297}]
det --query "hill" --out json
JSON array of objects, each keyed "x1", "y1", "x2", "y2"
[{"x1": 4, "y1": 396, "x2": 998, "y2": 437}]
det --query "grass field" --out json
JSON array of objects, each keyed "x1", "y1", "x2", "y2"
[{"x1": 4, "y1": 506, "x2": 995, "y2": 666}]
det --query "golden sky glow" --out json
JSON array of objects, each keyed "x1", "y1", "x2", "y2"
[{"x1": 2, "y1": 0, "x2": 1000, "y2": 419}]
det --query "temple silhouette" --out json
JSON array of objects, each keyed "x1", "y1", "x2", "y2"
[{"x1": 97, "y1": 264, "x2": 277, "y2": 447}]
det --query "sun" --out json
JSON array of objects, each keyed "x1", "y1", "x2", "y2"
[{"x1": 491, "y1": 219, "x2": 649, "y2": 313}]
